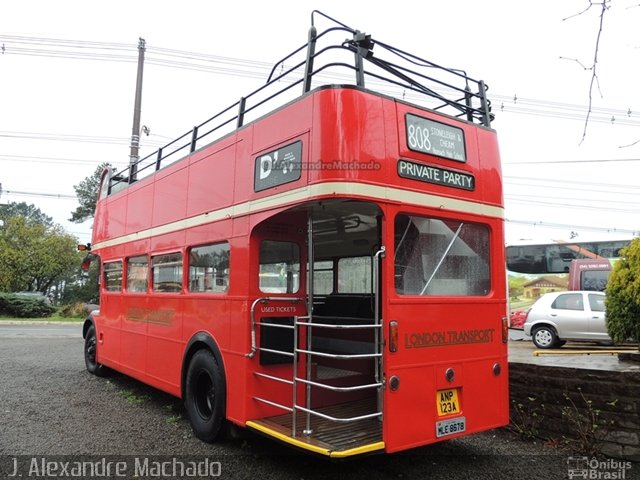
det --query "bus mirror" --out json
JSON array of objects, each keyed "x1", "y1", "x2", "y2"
[
  {"x1": 81, "y1": 253, "x2": 95, "y2": 271},
  {"x1": 78, "y1": 243, "x2": 92, "y2": 252}
]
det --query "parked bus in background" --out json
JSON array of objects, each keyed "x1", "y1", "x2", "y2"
[
  {"x1": 81, "y1": 11, "x2": 509, "y2": 457},
  {"x1": 506, "y1": 240, "x2": 628, "y2": 292}
]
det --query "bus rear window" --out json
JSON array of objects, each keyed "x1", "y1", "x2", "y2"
[
  {"x1": 581, "y1": 270, "x2": 609, "y2": 291},
  {"x1": 338, "y1": 257, "x2": 371, "y2": 293},
  {"x1": 394, "y1": 214, "x2": 490, "y2": 296}
]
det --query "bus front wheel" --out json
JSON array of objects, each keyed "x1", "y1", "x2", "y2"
[
  {"x1": 84, "y1": 325, "x2": 108, "y2": 377},
  {"x1": 185, "y1": 349, "x2": 225, "y2": 442}
]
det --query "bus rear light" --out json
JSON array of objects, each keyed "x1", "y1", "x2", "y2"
[
  {"x1": 501, "y1": 316, "x2": 508, "y2": 343},
  {"x1": 389, "y1": 320, "x2": 398, "y2": 352},
  {"x1": 493, "y1": 362, "x2": 501, "y2": 376}
]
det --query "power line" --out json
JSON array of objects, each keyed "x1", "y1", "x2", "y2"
[
  {"x1": 0, "y1": 130, "x2": 164, "y2": 147},
  {"x1": 0, "y1": 154, "x2": 127, "y2": 168},
  {"x1": 504, "y1": 175, "x2": 640, "y2": 192},
  {"x1": 503, "y1": 158, "x2": 640, "y2": 165},
  {"x1": 2, "y1": 34, "x2": 639, "y2": 128},
  {"x1": 505, "y1": 218, "x2": 638, "y2": 236},
  {"x1": 2, "y1": 189, "x2": 76, "y2": 199},
  {"x1": 505, "y1": 196, "x2": 640, "y2": 214}
]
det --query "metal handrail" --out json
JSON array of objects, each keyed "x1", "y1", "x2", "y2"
[
  {"x1": 250, "y1": 307, "x2": 384, "y2": 438},
  {"x1": 295, "y1": 404, "x2": 381, "y2": 424},
  {"x1": 296, "y1": 319, "x2": 382, "y2": 329},
  {"x1": 254, "y1": 371, "x2": 293, "y2": 385},
  {"x1": 246, "y1": 296, "x2": 301, "y2": 358},
  {"x1": 295, "y1": 377, "x2": 381, "y2": 393},
  {"x1": 107, "y1": 13, "x2": 492, "y2": 194},
  {"x1": 296, "y1": 348, "x2": 381, "y2": 360}
]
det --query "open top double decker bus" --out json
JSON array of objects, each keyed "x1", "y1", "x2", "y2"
[{"x1": 82, "y1": 11, "x2": 508, "y2": 457}]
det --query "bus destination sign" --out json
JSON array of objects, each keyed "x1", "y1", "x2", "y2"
[
  {"x1": 254, "y1": 140, "x2": 302, "y2": 192},
  {"x1": 398, "y1": 159, "x2": 475, "y2": 191},
  {"x1": 405, "y1": 113, "x2": 466, "y2": 162}
]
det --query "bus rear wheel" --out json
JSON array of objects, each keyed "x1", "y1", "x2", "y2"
[
  {"x1": 185, "y1": 349, "x2": 225, "y2": 442},
  {"x1": 84, "y1": 325, "x2": 108, "y2": 377}
]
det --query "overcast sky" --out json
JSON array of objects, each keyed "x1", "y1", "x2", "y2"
[{"x1": 1, "y1": 0, "x2": 639, "y2": 246}]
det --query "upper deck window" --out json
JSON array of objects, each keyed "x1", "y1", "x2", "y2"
[
  {"x1": 394, "y1": 214, "x2": 490, "y2": 296},
  {"x1": 98, "y1": 168, "x2": 111, "y2": 200}
]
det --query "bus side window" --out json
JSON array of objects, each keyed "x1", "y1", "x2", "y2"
[
  {"x1": 103, "y1": 261, "x2": 123, "y2": 292},
  {"x1": 189, "y1": 243, "x2": 230, "y2": 293},
  {"x1": 152, "y1": 253, "x2": 183, "y2": 293},
  {"x1": 127, "y1": 255, "x2": 149, "y2": 292}
]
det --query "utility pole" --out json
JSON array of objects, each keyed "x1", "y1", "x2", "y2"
[{"x1": 129, "y1": 37, "x2": 146, "y2": 181}]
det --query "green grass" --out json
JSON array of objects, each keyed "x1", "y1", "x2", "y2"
[{"x1": 120, "y1": 390, "x2": 151, "y2": 405}]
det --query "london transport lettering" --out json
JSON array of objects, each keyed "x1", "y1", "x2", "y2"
[
  {"x1": 405, "y1": 328, "x2": 495, "y2": 349},
  {"x1": 397, "y1": 159, "x2": 475, "y2": 191},
  {"x1": 126, "y1": 307, "x2": 175, "y2": 326}
]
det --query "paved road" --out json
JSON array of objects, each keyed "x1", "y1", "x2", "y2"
[
  {"x1": 0, "y1": 322, "x2": 81, "y2": 337},
  {"x1": 0, "y1": 324, "x2": 612, "y2": 480}
]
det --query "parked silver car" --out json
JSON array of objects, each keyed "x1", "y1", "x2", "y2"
[{"x1": 523, "y1": 291, "x2": 611, "y2": 349}]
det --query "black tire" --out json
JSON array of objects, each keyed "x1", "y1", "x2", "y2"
[
  {"x1": 531, "y1": 326, "x2": 561, "y2": 349},
  {"x1": 185, "y1": 349, "x2": 226, "y2": 443},
  {"x1": 84, "y1": 325, "x2": 108, "y2": 377}
]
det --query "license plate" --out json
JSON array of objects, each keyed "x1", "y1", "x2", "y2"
[
  {"x1": 436, "y1": 417, "x2": 466, "y2": 438},
  {"x1": 436, "y1": 388, "x2": 460, "y2": 416}
]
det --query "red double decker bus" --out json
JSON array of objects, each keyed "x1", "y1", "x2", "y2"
[{"x1": 83, "y1": 12, "x2": 508, "y2": 456}]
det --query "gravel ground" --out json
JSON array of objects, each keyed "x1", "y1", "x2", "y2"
[{"x1": 0, "y1": 334, "x2": 633, "y2": 480}]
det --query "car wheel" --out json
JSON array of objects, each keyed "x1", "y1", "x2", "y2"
[
  {"x1": 185, "y1": 349, "x2": 226, "y2": 442},
  {"x1": 84, "y1": 325, "x2": 108, "y2": 377},
  {"x1": 531, "y1": 326, "x2": 560, "y2": 349}
]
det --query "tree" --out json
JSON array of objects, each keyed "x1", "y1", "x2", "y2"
[
  {"x1": 605, "y1": 238, "x2": 640, "y2": 349},
  {"x1": 0, "y1": 202, "x2": 53, "y2": 227},
  {"x1": 69, "y1": 162, "x2": 111, "y2": 223},
  {"x1": 0, "y1": 207, "x2": 81, "y2": 294}
]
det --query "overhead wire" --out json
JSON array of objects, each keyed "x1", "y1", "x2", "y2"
[{"x1": 2, "y1": 34, "x2": 639, "y2": 127}]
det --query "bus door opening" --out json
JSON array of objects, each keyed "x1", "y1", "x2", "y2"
[
  {"x1": 307, "y1": 200, "x2": 384, "y2": 414},
  {"x1": 248, "y1": 201, "x2": 385, "y2": 453},
  {"x1": 249, "y1": 212, "x2": 308, "y2": 420}
]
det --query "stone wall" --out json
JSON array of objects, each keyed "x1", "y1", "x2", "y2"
[{"x1": 509, "y1": 362, "x2": 640, "y2": 460}]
